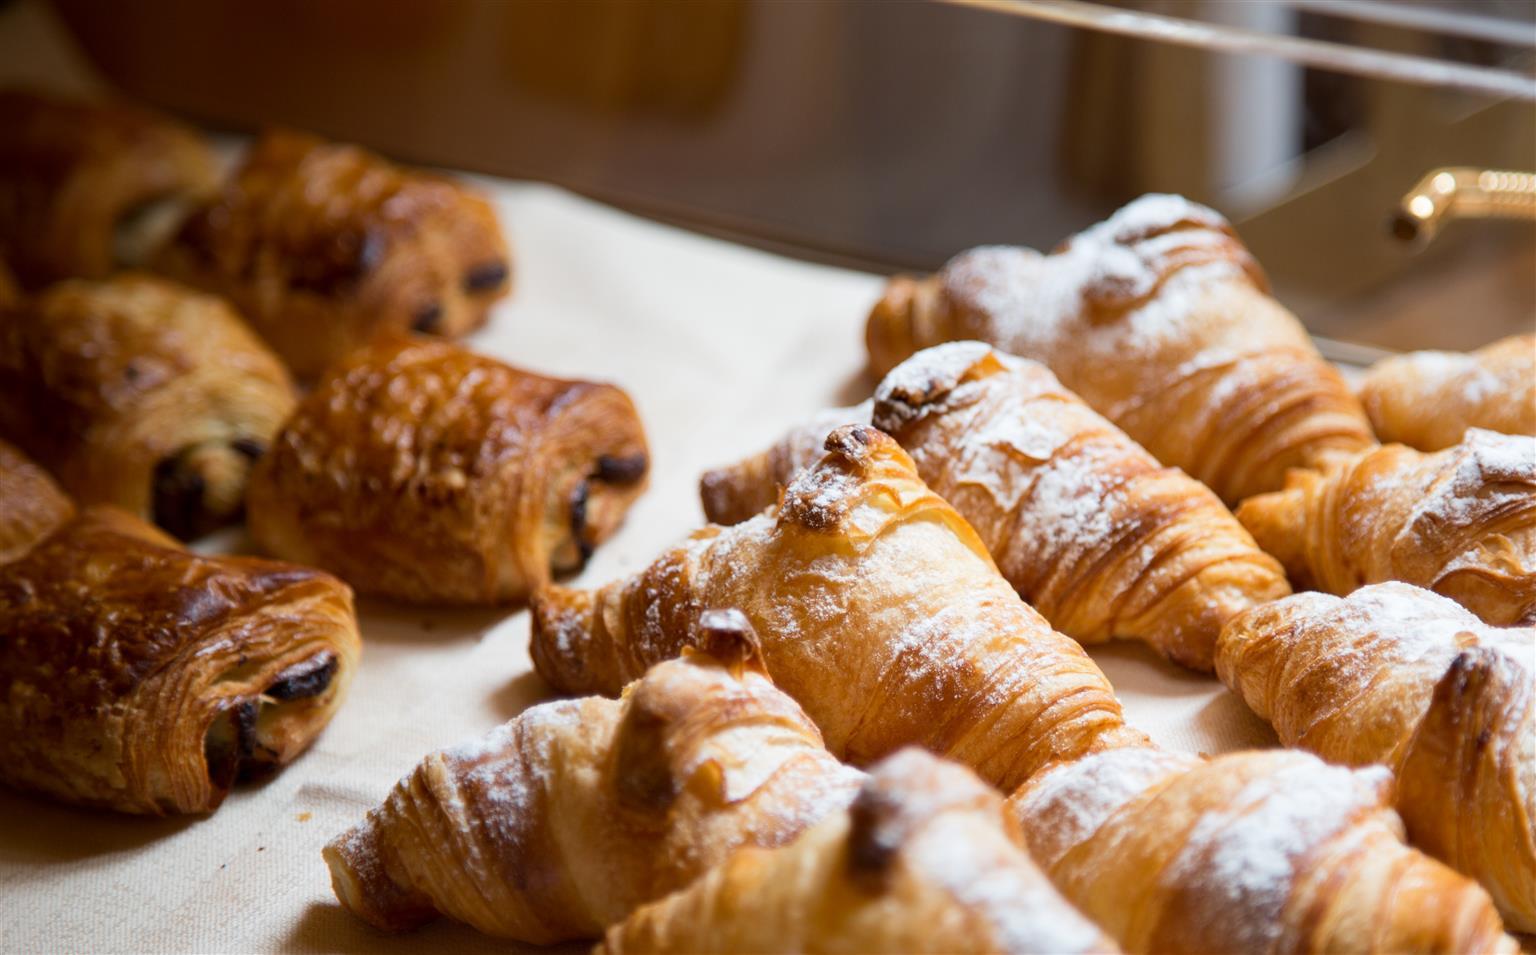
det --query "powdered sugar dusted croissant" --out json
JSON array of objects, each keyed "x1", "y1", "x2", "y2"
[
  {"x1": 533, "y1": 424, "x2": 1148, "y2": 792},
  {"x1": 1236, "y1": 429, "x2": 1536, "y2": 625},
  {"x1": 0, "y1": 438, "x2": 74, "y2": 564},
  {"x1": 1359, "y1": 334, "x2": 1535, "y2": 451},
  {"x1": 1009, "y1": 746, "x2": 1519, "y2": 954},
  {"x1": 865, "y1": 195, "x2": 1373, "y2": 503},
  {"x1": 325, "y1": 611, "x2": 861, "y2": 942},
  {"x1": 600, "y1": 748, "x2": 1116, "y2": 955},
  {"x1": 1218, "y1": 583, "x2": 1536, "y2": 932}
]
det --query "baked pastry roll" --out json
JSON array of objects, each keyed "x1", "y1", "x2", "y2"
[
  {"x1": 701, "y1": 343, "x2": 1290, "y2": 670},
  {"x1": 1359, "y1": 334, "x2": 1536, "y2": 451},
  {"x1": 1009, "y1": 746, "x2": 1518, "y2": 954},
  {"x1": 865, "y1": 195, "x2": 1373, "y2": 503},
  {"x1": 601, "y1": 748, "x2": 1116, "y2": 955},
  {"x1": 326, "y1": 610, "x2": 861, "y2": 942},
  {"x1": 0, "y1": 438, "x2": 74, "y2": 564},
  {"x1": 1236, "y1": 429, "x2": 1536, "y2": 625},
  {"x1": 0, "y1": 273, "x2": 296, "y2": 540},
  {"x1": 533, "y1": 424, "x2": 1148, "y2": 792},
  {"x1": 0, "y1": 507, "x2": 360, "y2": 814},
  {"x1": 155, "y1": 129, "x2": 511, "y2": 378},
  {"x1": 247, "y1": 336, "x2": 648, "y2": 605},
  {"x1": 1218, "y1": 583, "x2": 1536, "y2": 932},
  {"x1": 0, "y1": 88, "x2": 219, "y2": 288}
]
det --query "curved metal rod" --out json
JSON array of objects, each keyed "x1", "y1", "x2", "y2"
[{"x1": 1391, "y1": 167, "x2": 1536, "y2": 245}]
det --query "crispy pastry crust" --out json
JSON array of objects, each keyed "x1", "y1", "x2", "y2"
[
  {"x1": 1236, "y1": 430, "x2": 1536, "y2": 625},
  {"x1": 155, "y1": 129, "x2": 511, "y2": 378},
  {"x1": 1009, "y1": 747, "x2": 1519, "y2": 954},
  {"x1": 0, "y1": 507, "x2": 360, "y2": 814},
  {"x1": 325, "y1": 613, "x2": 862, "y2": 943},
  {"x1": 0, "y1": 438, "x2": 74, "y2": 564},
  {"x1": 865, "y1": 195, "x2": 1373, "y2": 504},
  {"x1": 248, "y1": 336, "x2": 649, "y2": 606},
  {"x1": 1217, "y1": 584, "x2": 1536, "y2": 932},
  {"x1": 0, "y1": 273, "x2": 296, "y2": 540},
  {"x1": 1359, "y1": 334, "x2": 1536, "y2": 451},
  {"x1": 0, "y1": 88, "x2": 218, "y2": 288},
  {"x1": 600, "y1": 748, "x2": 1117, "y2": 955},
  {"x1": 533, "y1": 424, "x2": 1148, "y2": 792}
]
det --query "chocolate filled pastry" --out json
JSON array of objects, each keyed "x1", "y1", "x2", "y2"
[
  {"x1": 0, "y1": 274, "x2": 296, "y2": 540},
  {"x1": 0, "y1": 438, "x2": 74, "y2": 564},
  {"x1": 865, "y1": 195, "x2": 1374, "y2": 504},
  {"x1": 154, "y1": 129, "x2": 511, "y2": 378},
  {"x1": 0, "y1": 507, "x2": 360, "y2": 814},
  {"x1": 0, "y1": 88, "x2": 219, "y2": 288},
  {"x1": 1359, "y1": 334, "x2": 1536, "y2": 451},
  {"x1": 247, "y1": 336, "x2": 649, "y2": 605}
]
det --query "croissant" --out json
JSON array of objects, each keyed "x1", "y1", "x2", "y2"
[
  {"x1": 601, "y1": 747, "x2": 1116, "y2": 955},
  {"x1": 1009, "y1": 745, "x2": 1519, "y2": 954},
  {"x1": 0, "y1": 273, "x2": 297, "y2": 539},
  {"x1": 0, "y1": 438, "x2": 74, "y2": 564},
  {"x1": 325, "y1": 610, "x2": 861, "y2": 942},
  {"x1": 1217, "y1": 583, "x2": 1536, "y2": 932},
  {"x1": 0, "y1": 88, "x2": 219, "y2": 288},
  {"x1": 699, "y1": 401, "x2": 868, "y2": 525},
  {"x1": 247, "y1": 335, "x2": 648, "y2": 605},
  {"x1": 1236, "y1": 429, "x2": 1536, "y2": 625},
  {"x1": 154, "y1": 129, "x2": 511, "y2": 378},
  {"x1": 0, "y1": 507, "x2": 360, "y2": 814},
  {"x1": 701, "y1": 343, "x2": 1290, "y2": 670},
  {"x1": 865, "y1": 195, "x2": 1373, "y2": 504},
  {"x1": 533, "y1": 424, "x2": 1148, "y2": 792},
  {"x1": 1359, "y1": 334, "x2": 1536, "y2": 451}
]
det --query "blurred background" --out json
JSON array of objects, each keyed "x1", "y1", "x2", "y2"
[{"x1": 11, "y1": 0, "x2": 1533, "y2": 354}]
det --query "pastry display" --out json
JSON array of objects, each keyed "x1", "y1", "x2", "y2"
[
  {"x1": 533, "y1": 425, "x2": 1149, "y2": 792},
  {"x1": 0, "y1": 507, "x2": 360, "y2": 814},
  {"x1": 325, "y1": 610, "x2": 862, "y2": 942},
  {"x1": 701, "y1": 342, "x2": 1291, "y2": 670},
  {"x1": 600, "y1": 748, "x2": 1117, "y2": 955},
  {"x1": 0, "y1": 273, "x2": 297, "y2": 539},
  {"x1": 1218, "y1": 583, "x2": 1535, "y2": 932},
  {"x1": 154, "y1": 129, "x2": 511, "y2": 378},
  {"x1": 1359, "y1": 334, "x2": 1536, "y2": 450},
  {"x1": 247, "y1": 335, "x2": 648, "y2": 606},
  {"x1": 1009, "y1": 746, "x2": 1518, "y2": 954},
  {"x1": 864, "y1": 195, "x2": 1374, "y2": 503},
  {"x1": 1236, "y1": 429, "x2": 1536, "y2": 625},
  {"x1": 0, "y1": 438, "x2": 75, "y2": 564},
  {"x1": 0, "y1": 88, "x2": 219, "y2": 288}
]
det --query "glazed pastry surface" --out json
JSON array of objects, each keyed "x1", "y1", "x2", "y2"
[
  {"x1": 1218, "y1": 583, "x2": 1536, "y2": 931},
  {"x1": 0, "y1": 438, "x2": 74, "y2": 564},
  {"x1": 326, "y1": 612, "x2": 861, "y2": 942},
  {"x1": 1359, "y1": 334, "x2": 1536, "y2": 451},
  {"x1": 1236, "y1": 429, "x2": 1536, "y2": 625},
  {"x1": 0, "y1": 507, "x2": 360, "y2": 814},
  {"x1": 155, "y1": 129, "x2": 511, "y2": 377},
  {"x1": 0, "y1": 273, "x2": 296, "y2": 539},
  {"x1": 248, "y1": 335, "x2": 648, "y2": 605},
  {"x1": 865, "y1": 194, "x2": 1373, "y2": 503}
]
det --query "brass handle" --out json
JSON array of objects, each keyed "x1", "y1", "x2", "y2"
[{"x1": 1391, "y1": 167, "x2": 1536, "y2": 245}]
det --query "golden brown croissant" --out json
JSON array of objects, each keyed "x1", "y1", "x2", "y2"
[
  {"x1": 1236, "y1": 429, "x2": 1536, "y2": 625},
  {"x1": 600, "y1": 747, "x2": 1117, "y2": 955},
  {"x1": 0, "y1": 438, "x2": 74, "y2": 564},
  {"x1": 248, "y1": 335, "x2": 648, "y2": 605},
  {"x1": 1359, "y1": 334, "x2": 1536, "y2": 451},
  {"x1": 699, "y1": 401, "x2": 868, "y2": 525},
  {"x1": 1009, "y1": 745, "x2": 1519, "y2": 954},
  {"x1": 0, "y1": 88, "x2": 219, "y2": 288},
  {"x1": 533, "y1": 424, "x2": 1148, "y2": 792},
  {"x1": 0, "y1": 273, "x2": 296, "y2": 543},
  {"x1": 701, "y1": 343, "x2": 1290, "y2": 670},
  {"x1": 155, "y1": 129, "x2": 511, "y2": 378},
  {"x1": 0, "y1": 273, "x2": 297, "y2": 540},
  {"x1": 325, "y1": 610, "x2": 862, "y2": 942},
  {"x1": 865, "y1": 195, "x2": 1373, "y2": 504},
  {"x1": 1217, "y1": 583, "x2": 1536, "y2": 932},
  {"x1": 0, "y1": 507, "x2": 360, "y2": 814}
]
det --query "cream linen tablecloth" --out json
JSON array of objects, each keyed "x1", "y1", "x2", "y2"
[{"x1": 1, "y1": 177, "x2": 1282, "y2": 954}]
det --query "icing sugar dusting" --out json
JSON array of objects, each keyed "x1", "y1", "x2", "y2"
[{"x1": 1404, "y1": 428, "x2": 1536, "y2": 532}]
